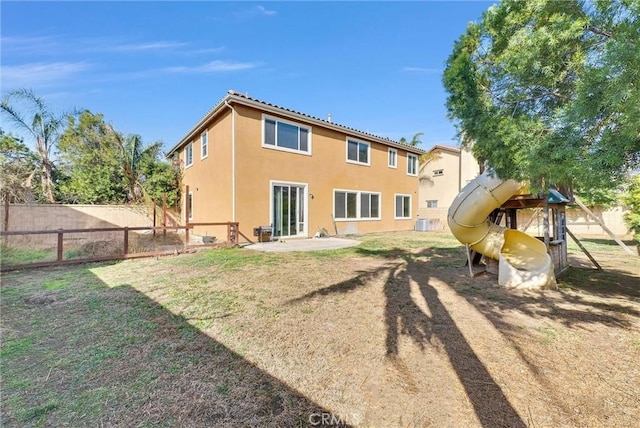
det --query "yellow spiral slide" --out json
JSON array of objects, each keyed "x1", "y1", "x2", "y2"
[{"x1": 447, "y1": 171, "x2": 557, "y2": 289}]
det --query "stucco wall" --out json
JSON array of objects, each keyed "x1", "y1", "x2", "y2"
[{"x1": 180, "y1": 103, "x2": 419, "y2": 240}]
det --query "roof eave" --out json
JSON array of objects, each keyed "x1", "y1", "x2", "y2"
[{"x1": 167, "y1": 92, "x2": 427, "y2": 157}]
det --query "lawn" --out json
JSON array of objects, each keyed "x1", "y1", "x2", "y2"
[{"x1": 1, "y1": 231, "x2": 639, "y2": 427}]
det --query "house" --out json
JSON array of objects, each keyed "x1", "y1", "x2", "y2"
[
  {"x1": 417, "y1": 144, "x2": 481, "y2": 230},
  {"x1": 167, "y1": 90, "x2": 425, "y2": 241}
]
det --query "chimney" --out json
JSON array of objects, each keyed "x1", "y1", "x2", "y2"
[{"x1": 327, "y1": 113, "x2": 332, "y2": 123}]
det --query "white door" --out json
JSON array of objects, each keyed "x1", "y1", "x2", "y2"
[{"x1": 272, "y1": 183, "x2": 306, "y2": 238}]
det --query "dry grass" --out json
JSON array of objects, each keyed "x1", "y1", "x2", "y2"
[{"x1": 1, "y1": 231, "x2": 639, "y2": 427}]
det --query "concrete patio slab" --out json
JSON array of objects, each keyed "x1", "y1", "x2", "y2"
[{"x1": 245, "y1": 237, "x2": 360, "y2": 253}]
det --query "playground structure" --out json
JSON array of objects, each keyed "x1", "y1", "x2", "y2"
[{"x1": 447, "y1": 171, "x2": 560, "y2": 289}]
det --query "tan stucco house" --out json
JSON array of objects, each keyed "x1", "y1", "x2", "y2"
[
  {"x1": 417, "y1": 144, "x2": 481, "y2": 230},
  {"x1": 167, "y1": 91, "x2": 425, "y2": 241}
]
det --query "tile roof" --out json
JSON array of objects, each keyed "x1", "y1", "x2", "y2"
[{"x1": 167, "y1": 90, "x2": 426, "y2": 155}]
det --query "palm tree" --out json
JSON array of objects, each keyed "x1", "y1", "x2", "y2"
[
  {"x1": 0, "y1": 89, "x2": 70, "y2": 202},
  {"x1": 117, "y1": 132, "x2": 163, "y2": 202},
  {"x1": 399, "y1": 132, "x2": 424, "y2": 147}
]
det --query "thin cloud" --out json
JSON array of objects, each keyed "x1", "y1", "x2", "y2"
[
  {"x1": 1, "y1": 62, "x2": 90, "y2": 89},
  {"x1": 256, "y1": 5, "x2": 277, "y2": 16},
  {"x1": 232, "y1": 4, "x2": 277, "y2": 20},
  {"x1": 165, "y1": 60, "x2": 262, "y2": 74},
  {"x1": 109, "y1": 41, "x2": 189, "y2": 52},
  {"x1": 403, "y1": 67, "x2": 442, "y2": 74},
  {"x1": 0, "y1": 35, "x2": 59, "y2": 55}
]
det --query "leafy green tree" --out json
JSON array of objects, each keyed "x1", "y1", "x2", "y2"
[
  {"x1": 57, "y1": 111, "x2": 126, "y2": 203},
  {"x1": 0, "y1": 129, "x2": 39, "y2": 203},
  {"x1": 1, "y1": 89, "x2": 73, "y2": 202},
  {"x1": 622, "y1": 174, "x2": 640, "y2": 236},
  {"x1": 57, "y1": 110, "x2": 180, "y2": 206},
  {"x1": 443, "y1": 0, "x2": 640, "y2": 194}
]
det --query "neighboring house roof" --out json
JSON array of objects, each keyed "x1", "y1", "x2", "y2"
[
  {"x1": 427, "y1": 144, "x2": 461, "y2": 154},
  {"x1": 167, "y1": 90, "x2": 426, "y2": 156}
]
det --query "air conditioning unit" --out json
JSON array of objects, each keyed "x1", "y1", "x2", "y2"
[{"x1": 415, "y1": 219, "x2": 430, "y2": 232}]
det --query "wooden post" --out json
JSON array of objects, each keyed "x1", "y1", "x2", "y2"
[
  {"x1": 152, "y1": 198, "x2": 157, "y2": 238},
  {"x1": 2, "y1": 197, "x2": 8, "y2": 246},
  {"x1": 123, "y1": 227, "x2": 129, "y2": 255},
  {"x1": 543, "y1": 196, "x2": 550, "y2": 250},
  {"x1": 184, "y1": 186, "x2": 189, "y2": 248},
  {"x1": 566, "y1": 227, "x2": 602, "y2": 271},
  {"x1": 162, "y1": 193, "x2": 167, "y2": 239},
  {"x1": 465, "y1": 244, "x2": 474, "y2": 278},
  {"x1": 57, "y1": 229, "x2": 64, "y2": 262},
  {"x1": 574, "y1": 198, "x2": 635, "y2": 257}
]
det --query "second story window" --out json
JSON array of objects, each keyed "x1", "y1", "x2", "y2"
[
  {"x1": 263, "y1": 116, "x2": 311, "y2": 154},
  {"x1": 433, "y1": 169, "x2": 444, "y2": 176},
  {"x1": 185, "y1": 143, "x2": 193, "y2": 168},
  {"x1": 346, "y1": 139, "x2": 370, "y2": 165},
  {"x1": 388, "y1": 148, "x2": 397, "y2": 168},
  {"x1": 407, "y1": 154, "x2": 418, "y2": 176},
  {"x1": 201, "y1": 131, "x2": 208, "y2": 159},
  {"x1": 426, "y1": 200, "x2": 438, "y2": 208}
]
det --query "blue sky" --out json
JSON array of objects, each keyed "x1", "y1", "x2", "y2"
[{"x1": 1, "y1": 1, "x2": 494, "y2": 154}]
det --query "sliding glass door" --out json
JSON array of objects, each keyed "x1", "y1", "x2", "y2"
[{"x1": 272, "y1": 183, "x2": 306, "y2": 238}]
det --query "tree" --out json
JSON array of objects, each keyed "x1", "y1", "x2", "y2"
[
  {"x1": 117, "y1": 133, "x2": 164, "y2": 203},
  {"x1": 0, "y1": 129, "x2": 39, "y2": 203},
  {"x1": 443, "y1": 0, "x2": 640, "y2": 194},
  {"x1": 1, "y1": 89, "x2": 72, "y2": 202},
  {"x1": 57, "y1": 110, "x2": 181, "y2": 206},
  {"x1": 399, "y1": 132, "x2": 424, "y2": 147},
  {"x1": 57, "y1": 111, "x2": 126, "y2": 203}
]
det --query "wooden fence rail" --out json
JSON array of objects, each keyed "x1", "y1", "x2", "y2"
[{"x1": 1, "y1": 222, "x2": 239, "y2": 272}]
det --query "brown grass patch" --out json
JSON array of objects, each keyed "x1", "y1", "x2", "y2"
[{"x1": 2, "y1": 231, "x2": 639, "y2": 427}]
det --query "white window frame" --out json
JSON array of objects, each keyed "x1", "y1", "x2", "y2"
[
  {"x1": 433, "y1": 169, "x2": 444, "y2": 176},
  {"x1": 187, "y1": 191, "x2": 194, "y2": 221},
  {"x1": 425, "y1": 200, "x2": 438, "y2": 208},
  {"x1": 201, "y1": 130, "x2": 208, "y2": 160},
  {"x1": 262, "y1": 114, "x2": 312, "y2": 156},
  {"x1": 388, "y1": 148, "x2": 397, "y2": 168},
  {"x1": 346, "y1": 138, "x2": 370, "y2": 166},
  {"x1": 394, "y1": 194, "x2": 412, "y2": 219},
  {"x1": 333, "y1": 189, "x2": 381, "y2": 221},
  {"x1": 407, "y1": 154, "x2": 418, "y2": 176},
  {"x1": 184, "y1": 143, "x2": 194, "y2": 168}
]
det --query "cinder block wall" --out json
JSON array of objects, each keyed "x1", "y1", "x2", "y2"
[
  {"x1": 1, "y1": 204, "x2": 155, "y2": 248},
  {"x1": 418, "y1": 205, "x2": 632, "y2": 238}
]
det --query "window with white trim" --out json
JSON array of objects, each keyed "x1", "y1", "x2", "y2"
[
  {"x1": 388, "y1": 148, "x2": 397, "y2": 168},
  {"x1": 334, "y1": 190, "x2": 381, "y2": 220},
  {"x1": 426, "y1": 200, "x2": 438, "y2": 208},
  {"x1": 407, "y1": 154, "x2": 418, "y2": 176},
  {"x1": 395, "y1": 194, "x2": 412, "y2": 219},
  {"x1": 263, "y1": 116, "x2": 310, "y2": 154},
  {"x1": 433, "y1": 169, "x2": 444, "y2": 176},
  {"x1": 346, "y1": 139, "x2": 370, "y2": 165},
  {"x1": 185, "y1": 143, "x2": 193, "y2": 167},
  {"x1": 201, "y1": 131, "x2": 208, "y2": 159}
]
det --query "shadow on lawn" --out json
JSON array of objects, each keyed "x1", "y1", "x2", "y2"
[
  {"x1": 1, "y1": 266, "x2": 344, "y2": 428},
  {"x1": 290, "y1": 244, "x2": 640, "y2": 427},
  {"x1": 292, "y1": 246, "x2": 527, "y2": 427}
]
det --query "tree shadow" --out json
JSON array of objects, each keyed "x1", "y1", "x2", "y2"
[
  {"x1": 288, "y1": 243, "x2": 640, "y2": 427},
  {"x1": 290, "y1": 246, "x2": 527, "y2": 427},
  {"x1": 2, "y1": 265, "x2": 346, "y2": 427}
]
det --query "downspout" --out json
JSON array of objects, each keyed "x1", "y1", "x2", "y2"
[{"x1": 225, "y1": 100, "x2": 236, "y2": 222}]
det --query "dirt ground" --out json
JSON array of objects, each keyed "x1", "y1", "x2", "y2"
[{"x1": 2, "y1": 232, "x2": 639, "y2": 427}]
